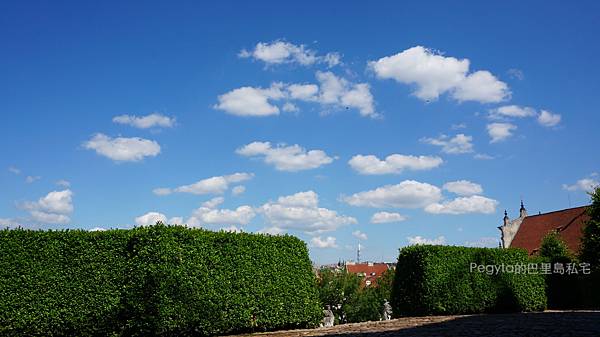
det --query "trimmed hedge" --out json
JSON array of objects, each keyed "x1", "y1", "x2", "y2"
[
  {"x1": 0, "y1": 224, "x2": 321, "y2": 336},
  {"x1": 391, "y1": 245, "x2": 546, "y2": 316}
]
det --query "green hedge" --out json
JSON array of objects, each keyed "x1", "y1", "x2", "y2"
[
  {"x1": 391, "y1": 245, "x2": 546, "y2": 316},
  {"x1": 0, "y1": 224, "x2": 321, "y2": 336}
]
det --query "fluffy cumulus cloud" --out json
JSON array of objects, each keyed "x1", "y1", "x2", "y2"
[
  {"x1": 342, "y1": 180, "x2": 442, "y2": 208},
  {"x1": 537, "y1": 110, "x2": 561, "y2": 127},
  {"x1": 425, "y1": 195, "x2": 498, "y2": 215},
  {"x1": 420, "y1": 134, "x2": 474, "y2": 154},
  {"x1": 487, "y1": 122, "x2": 517, "y2": 143},
  {"x1": 20, "y1": 189, "x2": 73, "y2": 224},
  {"x1": 214, "y1": 83, "x2": 286, "y2": 117},
  {"x1": 83, "y1": 133, "x2": 160, "y2": 162},
  {"x1": 407, "y1": 235, "x2": 446, "y2": 245},
  {"x1": 154, "y1": 173, "x2": 253, "y2": 196},
  {"x1": 215, "y1": 73, "x2": 376, "y2": 118},
  {"x1": 237, "y1": 141, "x2": 334, "y2": 171},
  {"x1": 259, "y1": 190, "x2": 357, "y2": 234},
  {"x1": 311, "y1": 236, "x2": 338, "y2": 248},
  {"x1": 348, "y1": 154, "x2": 443, "y2": 175},
  {"x1": 370, "y1": 211, "x2": 407, "y2": 224},
  {"x1": 369, "y1": 46, "x2": 509, "y2": 103},
  {"x1": 187, "y1": 197, "x2": 256, "y2": 227},
  {"x1": 443, "y1": 180, "x2": 483, "y2": 196},
  {"x1": 239, "y1": 40, "x2": 341, "y2": 67},
  {"x1": 562, "y1": 174, "x2": 599, "y2": 193},
  {"x1": 135, "y1": 211, "x2": 167, "y2": 226},
  {"x1": 112, "y1": 113, "x2": 175, "y2": 129},
  {"x1": 315, "y1": 71, "x2": 376, "y2": 117},
  {"x1": 352, "y1": 230, "x2": 368, "y2": 240}
]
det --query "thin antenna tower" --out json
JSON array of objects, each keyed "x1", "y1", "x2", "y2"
[{"x1": 357, "y1": 242, "x2": 361, "y2": 264}]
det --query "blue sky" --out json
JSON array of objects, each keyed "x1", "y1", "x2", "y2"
[{"x1": 1, "y1": 1, "x2": 599, "y2": 264}]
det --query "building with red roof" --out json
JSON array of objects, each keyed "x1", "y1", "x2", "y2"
[
  {"x1": 345, "y1": 262, "x2": 390, "y2": 287},
  {"x1": 498, "y1": 201, "x2": 590, "y2": 255}
]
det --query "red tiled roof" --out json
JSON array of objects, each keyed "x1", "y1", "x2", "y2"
[
  {"x1": 510, "y1": 206, "x2": 590, "y2": 255},
  {"x1": 346, "y1": 263, "x2": 389, "y2": 286}
]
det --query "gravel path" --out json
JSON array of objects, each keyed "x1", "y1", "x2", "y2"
[{"x1": 225, "y1": 311, "x2": 600, "y2": 337}]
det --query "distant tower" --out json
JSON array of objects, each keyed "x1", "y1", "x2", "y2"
[{"x1": 357, "y1": 243, "x2": 361, "y2": 264}]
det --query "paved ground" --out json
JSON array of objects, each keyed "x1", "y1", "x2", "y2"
[{"x1": 226, "y1": 311, "x2": 600, "y2": 337}]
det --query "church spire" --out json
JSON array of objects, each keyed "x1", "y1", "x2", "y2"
[
  {"x1": 503, "y1": 210, "x2": 509, "y2": 225},
  {"x1": 520, "y1": 200, "x2": 527, "y2": 218}
]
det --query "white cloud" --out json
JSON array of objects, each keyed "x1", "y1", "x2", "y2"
[
  {"x1": 188, "y1": 199, "x2": 255, "y2": 226},
  {"x1": 135, "y1": 211, "x2": 167, "y2": 226},
  {"x1": 220, "y1": 225, "x2": 242, "y2": 233},
  {"x1": 232, "y1": 185, "x2": 246, "y2": 196},
  {"x1": 260, "y1": 190, "x2": 356, "y2": 234},
  {"x1": 89, "y1": 227, "x2": 107, "y2": 232},
  {"x1": 342, "y1": 180, "x2": 442, "y2": 209},
  {"x1": 443, "y1": 180, "x2": 483, "y2": 196},
  {"x1": 257, "y1": 226, "x2": 285, "y2": 235},
  {"x1": 348, "y1": 154, "x2": 443, "y2": 175},
  {"x1": 453, "y1": 70, "x2": 509, "y2": 103},
  {"x1": 474, "y1": 153, "x2": 494, "y2": 160},
  {"x1": 56, "y1": 180, "x2": 71, "y2": 188},
  {"x1": 25, "y1": 175, "x2": 41, "y2": 183},
  {"x1": 20, "y1": 189, "x2": 73, "y2": 224},
  {"x1": 282, "y1": 102, "x2": 299, "y2": 112},
  {"x1": 315, "y1": 71, "x2": 376, "y2": 117},
  {"x1": 370, "y1": 211, "x2": 407, "y2": 224},
  {"x1": 201, "y1": 197, "x2": 225, "y2": 209},
  {"x1": 464, "y1": 237, "x2": 499, "y2": 248},
  {"x1": 154, "y1": 173, "x2": 253, "y2": 196},
  {"x1": 311, "y1": 236, "x2": 338, "y2": 248},
  {"x1": 425, "y1": 195, "x2": 498, "y2": 215},
  {"x1": 537, "y1": 110, "x2": 561, "y2": 127},
  {"x1": 352, "y1": 230, "x2": 368, "y2": 240},
  {"x1": 168, "y1": 217, "x2": 184, "y2": 225},
  {"x1": 239, "y1": 40, "x2": 341, "y2": 67},
  {"x1": 507, "y1": 68, "x2": 524, "y2": 80},
  {"x1": 369, "y1": 46, "x2": 509, "y2": 103},
  {"x1": 83, "y1": 133, "x2": 161, "y2": 162},
  {"x1": 113, "y1": 113, "x2": 175, "y2": 129},
  {"x1": 214, "y1": 73, "x2": 376, "y2": 118},
  {"x1": 288, "y1": 83, "x2": 319, "y2": 100},
  {"x1": 8, "y1": 166, "x2": 20, "y2": 175},
  {"x1": 214, "y1": 83, "x2": 285, "y2": 117},
  {"x1": 407, "y1": 235, "x2": 446, "y2": 245},
  {"x1": 421, "y1": 134, "x2": 474, "y2": 154},
  {"x1": 489, "y1": 105, "x2": 536, "y2": 119},
  {"x1": 487, "y1": 122, "x2": 517, "y2": 143},
  {"x1": 237, "y1": 141, "x2": 334, "y2": 171},
  {"x1": 562, "y1": 175, "x2": 599, "y2": 193}
]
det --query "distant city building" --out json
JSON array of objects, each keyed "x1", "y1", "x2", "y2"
[{"x1": 498, "y1": 201, "x2": 589, "y2": 255}]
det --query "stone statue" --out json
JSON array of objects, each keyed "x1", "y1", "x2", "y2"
[
  {"x1": 322, "y1": 305, "x2": 335, "y2": 327},
  {"x1": 382, "y1": 299, "x2": 392, "y2": 320}
]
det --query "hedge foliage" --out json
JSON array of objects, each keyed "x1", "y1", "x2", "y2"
[
  {"x1": 0, "y1": 224, "x2": 321, "y2": 336},
  {"x1": 391, "y1": 245, "x2": 546, "y2": 316}
]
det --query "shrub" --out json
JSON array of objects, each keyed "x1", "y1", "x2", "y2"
[
  {"x1": 579, "y1": 186, "x2": 600, "y2": 308},
  {"x1": 391, "y1": 245, "x2": 546, "y2": 317},
  {"x1": 539, "y1": 232, "x2": 581, "y2": 309},
  {"x1": 0, "y1": 228, "x2": 131, "y2": 336},
  {"x1": 0, "y1": 224, "x2": 322, "y2": 336}
]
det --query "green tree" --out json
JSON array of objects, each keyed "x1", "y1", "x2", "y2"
[
  {"x1": 581, "y1": 186, "x2": 600, "y2": 271},
  {"x1": 344, "y1": 287, "x2": 381, "y2": 323},
  {"x1": 317, "y1": 269, "x2": 360, "y2": 323},
  {"x1": 539, "y1": 232, "x2": 573, "y2": 264},
  {"x1": 579, "y1": 186, "x2": 600, "y2": 307}
]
